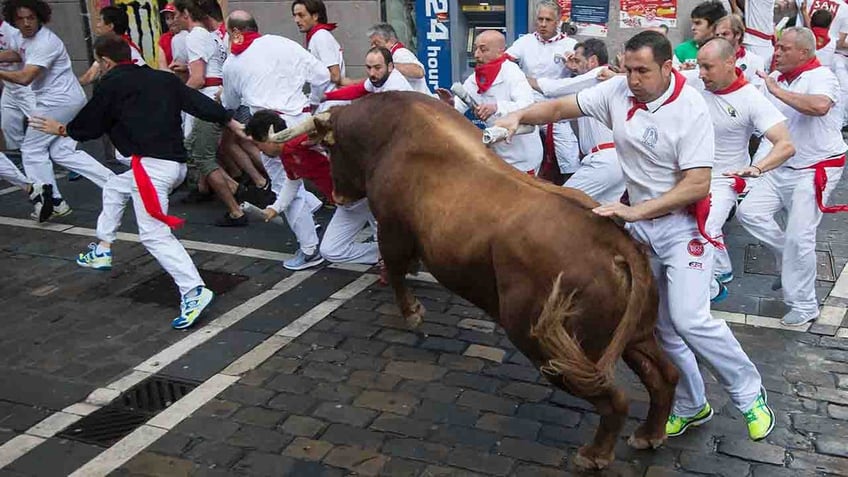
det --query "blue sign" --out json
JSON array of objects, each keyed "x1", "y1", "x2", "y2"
[
  {"x1": 571, "y1": 0, "x2": 609, "y2": 25},
  {"x1": 416, "y1": 0, "x2": 452, "y2": 91}
]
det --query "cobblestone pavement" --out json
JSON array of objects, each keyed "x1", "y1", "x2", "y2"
[{"x1": 0, "y1": 152, "x2": 846, "y2": 476}]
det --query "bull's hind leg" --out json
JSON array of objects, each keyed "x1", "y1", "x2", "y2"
[
  {"x1": 622, "y1": 336, "x2": 679, "y2": 450},
  {"x1": 377, "y1": 223, "x2": 425, "y2": 328}
]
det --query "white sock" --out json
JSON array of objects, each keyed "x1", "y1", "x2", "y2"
[{"x1": 95, "y1": 244, "x2": 110, "y2": 255}]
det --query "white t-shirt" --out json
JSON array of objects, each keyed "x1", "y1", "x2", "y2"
[
  {"x1": 391, "y1": 45, "x2": 431, "y2": 95},
  {"x1": 576, "y1": 72, "x2": 715, "y2": 204},
  {"x1": 455, "y1": 61, "x2": 542, "y2": 172},
  {"x1": 744, "y1": 0, "x2": 776, "y2": 47},
  {"x1": 128, "y1": 41, "x2": 146, "y2": 66},
  {"x1": 19, "y1": 27, "x2": 85, "y2": 108},
  {"x1": 308, "y1": 29, "x2": 345, "y2": 86},
  {"x1": 185, "y1": 25, "x2": 226, "y2": 97},
  {"x1": 221, "y1": 35, "x2": 330, "y2": 116},
  {"x1": 366, "y1": 68, "x2": 413, "y2": 93},
  {"x1": 506, "y1": 32, "x2": 577, "y2": 102},
  {"x1": 171, "y1": 30, "x2": 189, "y2": 64},
  {"x1": 537, "y1": 66, "x2": 613, "y2": 155},
  {"x1": 817, "y1": 41, "x2": 836, "y2": 66},
  {"x1": 0, "y1": 21, "x2": 29, "y2": 95},
  {"x1": 763, "y1": 66, "x2": 847, "y2": 168},
  {"x1": 796, "y1": 0, "x2": 848, "y2": 57},
  {"x1": 737, "y1": 48, "x2": 766, "y2": 88},
  {"x1": 683, "y1": 72, "x2": 785, "y2": 175}
]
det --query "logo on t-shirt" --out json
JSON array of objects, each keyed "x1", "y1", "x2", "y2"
[
  {"x1": 687, "y1": 239, "x2": 705, "y2": 257},
  {"x1": 725, "y1": 105, "x2": 738, "y2": 118},
  {"x1": 641, "y1": 126, "x2": 658, "y2": 148}
]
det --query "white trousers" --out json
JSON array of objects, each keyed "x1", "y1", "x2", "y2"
[
  {"x1": 1, "y1": 87, "x2": 34, "y2": 149},
  {"x1": 563, "y1": 149, "x2": 625, "y2": 204},
  {"x1": 320, "y1": 197, "x2": 379, "y2": 264},
  {"x1": 737, "y1": 165, "x2": 843, "y2": 316},
  {"x1": 21, "y1": 101, "x2": 114, "y2": 199},
  {"x1": 706, "y1": 177, "x2": 740, "y2": 276},
  {"x1": 96, "y1": 158, "x2": 203, "y2": 296},
  {"x1": 0, "y1": 151, "x2": 29, "y2": 187},
  {"x1": 261, "y1": 152, "x2": 321, "y2": 254},
  {"x1": 628, "y1": 212, "x2": 762, "y2": 416},
  {"x1": 543, "y1": 122, "x2": 580, "y2": 174}
]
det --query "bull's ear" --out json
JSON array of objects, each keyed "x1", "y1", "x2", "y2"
[{"x1": 312, "y1": 114, "x2": 335, "y2": 146}]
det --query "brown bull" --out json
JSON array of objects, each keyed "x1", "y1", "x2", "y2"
[{"x1": 273, "y1": 91, "x2": 679, "y2": 470}]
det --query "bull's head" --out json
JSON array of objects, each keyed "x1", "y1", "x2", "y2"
[{"x1": 268, "y1": 110, "x2": 366, "y2": 205}]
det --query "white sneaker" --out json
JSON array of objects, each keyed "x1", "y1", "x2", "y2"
[
  {"x1": 28, "y1": 183, "x2": 53, "y2": 222},
  {"x1": 781, "y1": 309, "x2": 818, "y2": 327},
  {"x1": 31, "y1": 198, "x2": 71, "y2": 221}
]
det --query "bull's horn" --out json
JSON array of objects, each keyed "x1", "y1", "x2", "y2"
[{"x1": 267, "y1": 112, "x2": 332, "y2": 143}]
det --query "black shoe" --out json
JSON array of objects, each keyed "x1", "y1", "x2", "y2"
[
  {"x1": 215, "y1": 212, "x2": 248, "y2": 227},
  {"x1": 240, "y1": 181, "x2": 276, "y2": 209}
]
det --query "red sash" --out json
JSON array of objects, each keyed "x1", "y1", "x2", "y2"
[
  {"x1": 745, "y1": 27, "x2": 776, "y2": 45},
  {"x1": 281, "y1": 135, "x2": 335, "y2": 203},
  {"x1": 802, "y1": 155, "x2": 848, "y2": 213},
  {"x1": 203, "y1": 77, "x2": 223, "y2": 87},
  {"x1": 590, "y1": 142, "x2": 615, "y2": 154},
  {"x1": 687, "y1": 194, "x2": 725, "y2": 249},
  {"x1": 131, "y1": 156, "x2": 185, "y2": 229},
  {"x1": 324, "y1": 82, "x2": 368, "y2": 101},
  {"x1": 731, "y1": 176, "x2": 747, "y2": 194}
]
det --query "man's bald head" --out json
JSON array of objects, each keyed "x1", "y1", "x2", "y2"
[
  {"x1": 227, "y1": 9, "x2": 257, "y2": 32},
  {"x1": 473, "y1": 30, "x2": 507, "y2": 65},
  {"x1": 699, "y1": 37, "x2": 735, "y2": 61}
]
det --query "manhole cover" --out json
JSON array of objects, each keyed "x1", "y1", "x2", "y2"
[
  {"x1": 744, "y1": 244, "x2": 836, "y2": 281},
  {"x1": 122, "y1": 269, "x2": 249, "y2": 306},
  {"x1": 117, "y1": 376, "x2": 198, "y2": 413},
  {"x1": 57, "y1": 407, "x2": 149, "y2": 447},
  {"x1": 57, "y1": 376, "x2": 199, "y2": 447}
]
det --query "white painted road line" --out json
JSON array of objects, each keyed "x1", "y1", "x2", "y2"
[
  {"x1": 0, "y1": 271, "x2": 315, "y2": 471},
  {"x1": 67, "y1": 273, "x2": 379, "y2": 477}
]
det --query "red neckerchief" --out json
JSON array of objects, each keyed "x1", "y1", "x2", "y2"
[
  {"x1": 777, "y1": 56, "x2": 822, "y2": 83},
  {"x1": 626, "y1": 69, "x2": 686, "y2": 121},
  {"x1": 812, "y1": 26, "x2": 831, "y2": 50},
  {"x1": 534, "y1": 32, "x2": 565, "y2": 44},
  {"x1": 475, "y1": 53, "x2": 510, "y2": 93},
  {"x1": 121, "y1": 33, "x2": 141, "y2": 55},
  {"x1": 230, "y1": 31, "x2": 261, "y2": 55},
  {"x1": 714, "y1": 67, "x2": 748, "y2": 95},
  {"x1": 735, "y1": 46, "x2": 746, "y2": 59},
  {"x1": 305, "y1": 23, "x2": 337, "y2": 46},
  {"x1": 215, "y1": 22, "x2": 226, "y2": 41},
  {"x1": 389, "y1": 41, "x2": 405, "y2": 54}
]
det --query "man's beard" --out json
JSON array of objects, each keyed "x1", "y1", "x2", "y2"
[{"x1": 371, "y1": 73, "x2": 390, "y2": 88}]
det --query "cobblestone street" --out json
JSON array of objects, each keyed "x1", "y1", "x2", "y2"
[{"x1": 0, "y1": 151, "x2": 846, "y2": 476}]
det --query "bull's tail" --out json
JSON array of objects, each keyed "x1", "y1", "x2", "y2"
[{"x1": 530, "y1": 253, "x2": 650, "y2": 397}]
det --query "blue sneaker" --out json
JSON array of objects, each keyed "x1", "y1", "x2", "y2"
[
  {"x1": 711, "y1": 278, "x2": 728, "y2": 303},
  {"x1": 172, "y1": 286, "x2": 214, "y2": 330},
  {"x1": 716, "y1": 271, "x2": 734, "y2": 284},
  {"x1": 76, "y1": 243, "x2": 112, "y2": 270},
  {"x1": 283, "y1": 249, "x2": 324, "y2": 271}
]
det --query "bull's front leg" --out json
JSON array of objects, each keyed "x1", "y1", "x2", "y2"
[{"x1": 376, "y1": 222, "x2": 425, "y2": 328}]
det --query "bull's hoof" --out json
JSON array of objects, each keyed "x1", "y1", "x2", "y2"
[
  {"x1": 574, "y1": 446, "x2": 613, "y2": 471},
  {"x1": 627, "y1": 431, "x2": 666, "y2": 450},
  {"x1": 403, "y1": 300, "x2": 425, "y2": 328}
]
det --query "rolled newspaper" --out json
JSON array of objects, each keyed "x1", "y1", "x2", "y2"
[
  {"x1": 482, "y1": 124, "x2": 535, "y2": 145},
  {"x1": 240, "y1": 201, "x2": 285, "y2": 226},
  {"x1": 450, "y1": 82, "x2": 479, "y2": 109}
]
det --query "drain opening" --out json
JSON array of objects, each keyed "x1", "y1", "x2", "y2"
[
  {"x1": 57, "y1": 376, "x2": 199, "y2": 447},
  {"x1": 122, "y1": 269, "x2": 249, "y2": 306}
]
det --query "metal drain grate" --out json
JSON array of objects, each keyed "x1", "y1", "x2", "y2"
[
  {"x1": 122, "y1": 269, "x2": 249, "y2": 306},
  {"x1": 57, "y1": 376, "x2": 199, "y2": 447},
  {"x1": 118, "y1": 376, "x2": 198, "y2": 413},
  {"x1": 744, "y1": 244, "x2": 836, "y2": 281},
  {"x1": 57, "y1": 407, "x2": 150, "y2": 447}
]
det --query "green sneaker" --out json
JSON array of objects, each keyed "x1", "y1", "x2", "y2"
[
  {"x1": 666, "y1": 402, "x2": 714, "y2": 437},
  {"x1": 743, "y1": 387, "x2": 775, "y2": 441}
]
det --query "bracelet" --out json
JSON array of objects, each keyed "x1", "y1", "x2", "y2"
[{"x1": 752, "y1": 165, "x2": 763, "y2": 175}]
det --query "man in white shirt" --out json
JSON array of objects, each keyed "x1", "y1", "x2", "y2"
[
  {"x1": 739, "y1": 0, "x2": 777, "y2": 67},
  {"x1": 318, "y1": 46, "x2": 413, "y2": 267},
  {"x1": 715, "y1": 14, "x2": 766, "y2": 86},
  {"x1": 292, "y1": 0, "x2": 345, "y2": 112},
  {"x1": 175, "y1": 0, "x2": 247, "y2": 226},
  {"x1": 222, "y1": 10, "x2": 331, "y2": 270},
  {"x1": 0, "y1": 17, "x2": 34, "y2": 150},
  {"x1": 506, "y1": 0, "x2": 578, "y2": 178},
  {"x1": 535, "y1": 39, "x2": 625, "y2": 204},
  {"x1": 365, "y1": 23, "x2": 431, "y2": 95},
  {"x1": 437, "y1": 30, "x2": 542, "y2": 174},
  {"x1": 737, "y1": 27, "x2": 848, "y2": 326},
  {"x1": 0, "y1": 0, "x2": 114, "y2": 220},
  {"x1": 682, "y1": 38, "x2": 794, "y2": 300},
  {"x1": 497, "y1": 30, "x2": 774, "y2": 445}
]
